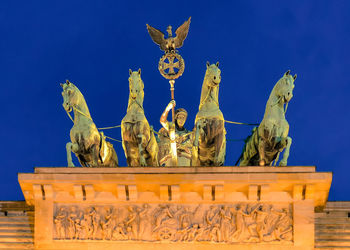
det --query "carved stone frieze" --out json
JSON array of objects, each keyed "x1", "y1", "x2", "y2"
[{"x1": 53, "y1": 203, "x2": 293, "y2": 243}]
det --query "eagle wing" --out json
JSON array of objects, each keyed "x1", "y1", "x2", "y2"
[
  {"x1": 146, "y1": 24, "x2": 167, "y2": 51},
  {"x1": 174, "y1": 17, "x2": 191, "y2": 49}
]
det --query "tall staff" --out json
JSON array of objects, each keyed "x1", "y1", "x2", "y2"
[{"x1": 146, "y1": 17, "x2": 191, "y2": 166}]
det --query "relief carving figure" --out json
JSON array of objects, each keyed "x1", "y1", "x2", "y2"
[
  {"x1": 194, "y1": 223, "x2": 206, "y2": 241},
  {"x1": 54, "y1": 207, "x2": 67, "y2": 239},
  {"x1": 67, "y1": 207, "x2": 78, "y2": 240},
  {"x1": 101, "y1": 207, "x2": 115, "y2": 240},
  {"x1": 74, "y1": 217, "x2": 83, "y2": 240},
  {"x1": 121, "y1": 69, "x2": 159, "y2": 166},
  {"x1": 192, "y1": 62, "x2": 226, "y2": 166},
  {"x1": 53, "y1": 203, "x2": 293, "y2": 244},
  {"x1": 138, "y1": 204, "x2": 151, "y2": 240},
  {"x1": 273, "y1": 208, "x2": 293, "y2": 241},
  {"x1": 60, "y1": 80, "x2": 118, "y2": 167},
  {"x1": 79, "y1": 212, "x2": 91, "y2": 239},
  {"x1": 158, "y1": 100, "x2": 193, "y2": 166},
  {"x1": 153, "y1": 204, "x2": 178, "y2": 240},
  {"x1": 126, "y1": 226, "x2": 133, "y2": 240},
  {"x1": 230, "y1": 204, "x2": 250, "y2": 242},
  {"x1": 83, "y1": 210, "x2": 93, "y2": 239},
  {"x1": 206, "y1": 205, "x2": 219, "y2": 226},
  {"x1": 179, "y1": 206, "x2": 199, "y2": 229},
  {"x1": 254, "y1": 204, "x2": 270, "y2": 242},
  {"x1": 209, "y1": 224, "x2": 221, "y2": 242},
  {"x1": 263, "y1": 206, "x2": 282, "y2": 241},
  {"x1": 219, "y1": 205, "x2": 232, "y2": 242},
  {"x1": 89, "y1": 207, "x2": 101, "y2": 239},
  {"x1": 112, "y1": 223, "x2": 127, "y2": 240},
  {"x1": 238, "y1": 71, "x2": 297, "y2": 166},
  {"x1": 176, "y1": 221, "x2": 191, "y2": 241},
  {"x1": 124, "y1": 206, "x2": 140, "y2": 240},
  {"x1": 187, "y1": 224, "x2": 199, "y2": 241},
  {"x1": 153, "y1": 204, "x2": 174, "y2": 231}
]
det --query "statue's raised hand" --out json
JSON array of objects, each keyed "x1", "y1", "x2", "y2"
[{"x1": 166, "y1": 100, "x2": 176, "y2": 111}]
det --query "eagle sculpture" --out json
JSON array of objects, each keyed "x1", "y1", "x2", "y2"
[{"x1": 146, "y1": 17, "x2": 191, "y2": 52}]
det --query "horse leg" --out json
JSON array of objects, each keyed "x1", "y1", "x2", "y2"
[
  {"x1": 91, "y1": 144, "x2": 99, "y2": 167},
  {"x1": 216, "y1": 138, "x2": 226, "y2": 166},
  {"x1": 146, "y1": 133, "x2": 159, "y2": 166},
  {"x1": 121, "y1": 130, "x2": 129, "y2": 162},
  {"x1": 66, "y1": 142, "x2": 79, "y2": 167},
  {"x1": 214, "y1": 125, "x2": 226, "y2": 166},
  {"x1": 124, "y1": 141, "x2": 131, "y2": 166},
  {"x1": 239, "y1": 139, "x2": 256, "y2": 166},
  {"x1": 110, "y1": 146, "x2": 119, "y2": 167},
  {"x1": 279, "y1": 137, "x2": 292, "y2": 166},
  {"x1": 258, "y1": 137, "x2": 267, "y2": 166},
  {"x1": 193, "y1": 123, "x2": 200, "y2": 148},
  {"x1": 66, "y1": 142, "x2": 75, "y2": 167},
  {"x1": 137, "y1": 134, "x2": 147, "y2": 166},
  {"x1": 123, "y1": 141, "x2": 135, "y2": 167},
  {"x1": 191, "y1": 123, "x2": 200, "y2": 166},
  {"x1": 273, "y1": 152, "x2": 281, "y2": 166}
]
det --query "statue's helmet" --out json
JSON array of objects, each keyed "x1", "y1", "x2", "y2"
[{"x1": 175, "y1": 108, "x2": 188, "y2": 120}]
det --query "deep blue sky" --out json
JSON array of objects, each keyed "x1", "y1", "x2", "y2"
[{"x1": 0, "y1": 1, "x2": 349, "y2": 201}]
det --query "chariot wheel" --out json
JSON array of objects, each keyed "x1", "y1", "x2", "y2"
[{"x1": 158, "y1": 227, "x2": 175, "y2": 241}]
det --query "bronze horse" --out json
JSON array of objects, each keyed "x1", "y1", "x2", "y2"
[
  {"x1": 121, "y1": 69, "x2": 159, "y2": 166},
  {"x1": 61, "y1": 80, "x2": 118, "y2": 167},
  {"x1": 238, "y1": 70, "x2": 296, "y2": 166},
  {"x1": 192, "y1": 62, "x2": 226, "y2": 166}
]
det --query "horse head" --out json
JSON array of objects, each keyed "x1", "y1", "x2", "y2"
[
  {"x1": 205, "y1": 61, "x2": 221, "y2": 87},
  {"x1": 60, "y1": 80, "x2": 81, "y2": 113},
  {"x1": 275, "y1": 70, "x2": 296, "y2": 104},
  {"x1": 128, "y1": 69, "x2": 144, "y2": 109}
]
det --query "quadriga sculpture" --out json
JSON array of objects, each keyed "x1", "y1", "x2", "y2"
[
  {"x1": 61, "y1": 80, "x2": 118, "y2": 167},
  {"x1": 121, "y1": 69, "x2": 159, "y2": 166},
  {"x1": 238, "y1": 70, "x2": 296, "y2": 166},
  {"x1": 192, "y1": 62, "x2": 226, "y2": 166}
]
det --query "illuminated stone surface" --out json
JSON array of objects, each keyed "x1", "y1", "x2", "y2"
[{"x1": 18, "y1": 166, "x2": 332, "y2": 249}]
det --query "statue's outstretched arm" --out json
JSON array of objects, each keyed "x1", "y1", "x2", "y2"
[{"x1": 160, "y1": 100, "x2": 176, "y2": 129}]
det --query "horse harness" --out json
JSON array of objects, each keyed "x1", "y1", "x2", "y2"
[
  {"x1": 199, "y1": 86, "x2": 219, "y2": 109},
  {"x1": 65, "y1": 105, "x2": 93, "y2": 123}
]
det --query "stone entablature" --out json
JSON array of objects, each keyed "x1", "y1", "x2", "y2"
[{"x1": 18, "y1": 166, "x2": 332, "y2": 249}]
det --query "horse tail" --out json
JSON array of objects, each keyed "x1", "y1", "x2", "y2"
[
  {"x1": 236, "y1": 127, "x2": 258, "y2": 166},
  {"x1": 235, "y1": 150, "x2": 244, "y2": 166},
  {"x1": 98, "y1": 132, "x2": 118, "y2": 167}
]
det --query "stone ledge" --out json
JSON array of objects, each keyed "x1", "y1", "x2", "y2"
[
  {"x1": 19, "y1": 167, "x2": 331, "y2": 209},
  {"x1": 33, "y1": 166, "x2": 316, "y2": 174}
]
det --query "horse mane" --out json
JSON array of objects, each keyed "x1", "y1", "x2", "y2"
[
  {"x1": 267, "y1": 75, "x2": 288, "y2": 105},
  {"x1": 199, "y1": 68, "x2": 219, "y2": 110},
  {"x1": 68, "y1": 83, "x2": 92, "y2": 119},
  {"x1": 264, "y1": 74, "x2": 291, "y2": 119}
]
